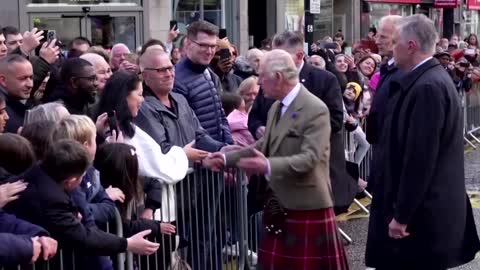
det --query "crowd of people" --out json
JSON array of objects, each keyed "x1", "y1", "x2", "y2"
[{"x1": 0, "y1": 12, "x2": 479, "y2": 270}]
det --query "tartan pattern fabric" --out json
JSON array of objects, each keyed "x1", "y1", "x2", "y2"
[{"x1": 257, "y1": 207, "x2": 349, "y2": 270}]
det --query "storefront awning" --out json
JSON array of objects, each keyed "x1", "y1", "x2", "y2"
[{"x1": 467, "y1": 0, "x2": 480, "y2": 10}]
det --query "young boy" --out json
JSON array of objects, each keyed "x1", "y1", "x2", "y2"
[
  {"x1": 4, "y1": 140, "x2": 159, "y2": 269},
  {"x1": 52, "y1": 115, "x2": 125, "y2": 225}
]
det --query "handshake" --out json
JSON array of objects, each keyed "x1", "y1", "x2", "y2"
[{"x1": 203, "y1": 145, "x2": 270, "y2": 176}]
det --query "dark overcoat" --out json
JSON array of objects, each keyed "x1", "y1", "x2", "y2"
[{"x1": 365, "y1": 58, "x2": 480, "y2": 269}]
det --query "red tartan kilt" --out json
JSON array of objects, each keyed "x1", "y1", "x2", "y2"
[{"x1": 257, "y1": 207, "x2": 349, "y2": 270}]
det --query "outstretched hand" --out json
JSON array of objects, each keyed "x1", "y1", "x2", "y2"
[{"x1": 237, "y1": 149, "x2": 269, "y2": 176}]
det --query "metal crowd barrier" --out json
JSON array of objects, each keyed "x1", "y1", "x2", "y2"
[
  {"x1": 4, "y1": 122, "x2": 405, "y2": 269},
  {"x1": 1, "y1": 208, "x2": 125, "y2": 270},
  {"x1": 123, "y1": 165, "x2": 250, "y2": 270},
  {"x1": 464, "y1": 91, "x2": 480, "y2": 148}
]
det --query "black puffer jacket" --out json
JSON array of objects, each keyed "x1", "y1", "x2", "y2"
[{"x1": 174, "y1": 58, "x2": 233, "y2": 145}]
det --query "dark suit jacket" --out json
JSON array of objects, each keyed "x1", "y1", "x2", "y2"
[
  {"x1": 366, "y1": 58, "x2": 480, "y2": 269},
  {"x1": 248, "y1": 62, "x2": 356, "y2": 211}
]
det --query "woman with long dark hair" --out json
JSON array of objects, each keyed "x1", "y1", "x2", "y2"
[
  {"x1": 94, "y1": 143, "x2": 176, "y2": 269},
  {"x1": 95, "y1": 70, "x2": 188, "y2": 223}
]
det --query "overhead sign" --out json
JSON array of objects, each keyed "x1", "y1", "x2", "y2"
[
  {"x1": 310, "y1": 0, "x2": 321, "y2": 14},
  {"x1": 467, "y1": 0, "x2": 480, "y2": 10},
  {"x1": 434, "y1": 0, "x2": 457, "y2": 8}
]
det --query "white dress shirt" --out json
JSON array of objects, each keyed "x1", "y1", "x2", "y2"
[
  {"x1": 412, "y1": 56, "x2": 433, "y2": 71},
  {"x1": 279, "y1": 83, "x2": 302, "y2": 117}
]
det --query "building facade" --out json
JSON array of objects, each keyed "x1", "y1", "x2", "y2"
[
  {"x1": 0, "y1": 0, "x2": 477, "y2": 56},
  {"x1": 0, "y1": 0, "x2": 250, "y2": 53}
]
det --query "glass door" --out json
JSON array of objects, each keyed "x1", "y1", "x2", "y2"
[
  {"x1": 87, "y1": 13, "x2": 141, "y2": 51},
  {"x1": 30, "y1": 12, "x2": 141, "y2": 51},
  {"x1": 31, "y1": 13, "x2": 86, "y2": 49}
]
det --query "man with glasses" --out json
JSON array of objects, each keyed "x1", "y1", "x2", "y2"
[
  {"x1": 80, "y1": 53, "x2": 112, "y2": 94},
  {"x1": 174, "y1": 20, "x2": 233, "y2": 145},
  {"x1": 43, "y1": 58, "x2": 98, "y2": 115},
  {"x1": 166, "y1": 21, "x2": 233, "y2": 270}
]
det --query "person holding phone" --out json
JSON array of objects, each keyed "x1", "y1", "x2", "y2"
[{"x1": 210, "y1": 38, "x2": 243, "y2": 93}]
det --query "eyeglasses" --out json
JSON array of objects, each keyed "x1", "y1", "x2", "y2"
[
  {"x1": 190, "y1": 39, "x2": 217, "y2": 51},
  {"x1": 74, "y1": 75, "x2": 97, "y2": 82},
  {"x1": 143, "y1": 66, "x2": 175, "y2": 74}
]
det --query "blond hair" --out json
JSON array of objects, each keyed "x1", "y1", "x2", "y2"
[
  {"x1": 237, "y1": 76, "x2": 258, "y2": 96},
  {"x1": 53, "y1": 115, "x2": 96, "y2": 144}
]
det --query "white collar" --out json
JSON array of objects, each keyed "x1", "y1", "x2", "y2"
[
  {"x1": 411, "y1": 56, "x2": 433, "y2": 71},
  {"x1": 388, "y1": 58, "x2": 395, "y2": 66},
  {"x1": 299, "y1": 61, "x2": 305, "y2": 72},
  {"x1": 281, "y1": 83, "x2": 302, "y2": 108}
]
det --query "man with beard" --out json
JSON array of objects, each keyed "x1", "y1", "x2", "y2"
[
  {"x1": 0, "y1": 55, "x2": 33, "y2": 133},
  {"x1": 43, "y1": 58, "x2": 98, "y2": 115}
]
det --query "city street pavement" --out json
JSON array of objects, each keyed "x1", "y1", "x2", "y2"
[{"x1": 341, "y1": 148, "x2": 480, "y2": 270}]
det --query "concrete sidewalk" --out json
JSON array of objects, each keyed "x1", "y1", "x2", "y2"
[{"x1": 341, "y1": 149, "x2": 480, "y2": 270}]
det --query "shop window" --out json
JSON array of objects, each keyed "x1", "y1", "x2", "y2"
[
  {"x1": 90, "y1": 16, "x2": 137, "y2": 50},
  {"x1": 313, "y1": 0, "x2": 333, "y2": 42},
  {"x1": 361, "y1": 3, "x2": 413, "y2": 38},
  {"x1": 33, "y1": 17, "x2": 82, "y2": 47},
  {"x1": 173, "y1": 0, "x2": 222, "y2": 30},
  {"x1": 463, "y1": 10, "x2": 479, "y2": 39}
]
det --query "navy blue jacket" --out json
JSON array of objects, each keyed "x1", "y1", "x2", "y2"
[
  {"x1": 70, "y1": 167, "x2": 115, "y2": 225},
  {"x1": 0, "y1": 210, "x2": 49, "y2": 267},
  {"x1": 174, "y1": 58, "x2": 233, "y2": 144}
]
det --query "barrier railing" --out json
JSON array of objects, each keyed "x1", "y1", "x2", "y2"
[
  {"x1": 120, "y1": 165, "x2": 249, "y2": 270},
  {"x1": 464, "y1": 91, "x2": 480, "y2": 148},
  {"x1": 1, "y1": 208, "x2": 125, "y2": 270}
]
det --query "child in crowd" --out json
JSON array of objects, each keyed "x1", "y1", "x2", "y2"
[
  {"x1": 52, "y1": 115, "x2": 123, "y2": 224},
  {"x1": 95, "y1": 142, "x2": 177, "y2": 270},
  {"x1": 221, "y1": 92, "x2": 255, "y2": 147},
  {"x1": 4, "y1": 139, "x2": 160, "y2": 269},
  {"x1": 343, "y1": 82, "x2": 370, "y2": 165}
]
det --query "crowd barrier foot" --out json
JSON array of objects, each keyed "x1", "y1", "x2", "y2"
[{"x1": 338, "y1": 228, "x2": 353, "y2": 245}]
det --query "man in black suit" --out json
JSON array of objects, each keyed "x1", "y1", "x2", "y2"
[
  {"x1": 248, "y1": 31, "x2": 356, "y2": 213},
  {"x1": 365, "y1": 14, "x2": 480, "y2": 270},
  {"x1": 366, "y1": 15, "x2": 403, "y2": 193}
]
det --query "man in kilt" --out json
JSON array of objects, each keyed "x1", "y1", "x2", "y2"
[{"x1": 208, "y1": 49, "x2": 349, "y2": 270}]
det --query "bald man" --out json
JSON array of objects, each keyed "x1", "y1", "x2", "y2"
[
  {"x1": 80, "y1": 53, "x2": 112, "y2": 92},
  {"x1": 308, "y1": 55, "x2": 326, "y2": 70}
]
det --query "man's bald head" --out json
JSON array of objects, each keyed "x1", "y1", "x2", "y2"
[
  {"x1": 139, "y1": 48, "x2": 170, "y2": 72},
  {"x1": 140, "y1": 49, "x2": 175, "y2": 94},
  {"x1": 81, "y1": 53, "x2": 107, "y2": 67},
  {"x1": 81, "y1": 53, "x2": 112, "y2": 91}
]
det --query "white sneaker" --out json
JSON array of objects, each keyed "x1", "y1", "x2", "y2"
[
  {"x1": 222, "y1": 243, "x2": 258, "y2": 265},
  {"x1": 222, "y1": 243, "x2": 239, "y2": 256},
  {"x1": 247, "y1": 250, "x2": 258, "y2": 266},
  {"x1": 366, "y1": 268, "x2": 376, "y2": 270}
]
